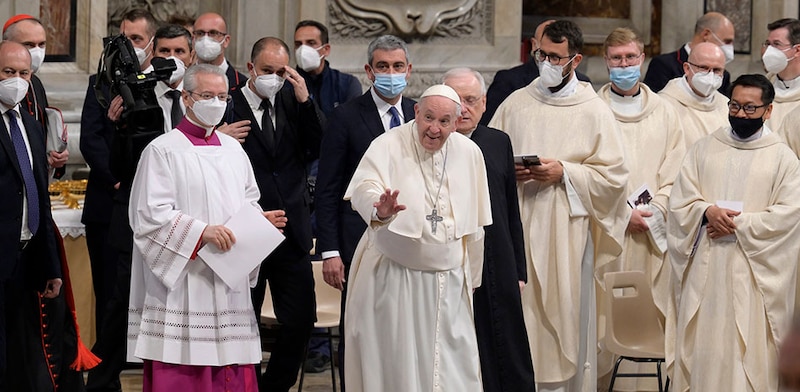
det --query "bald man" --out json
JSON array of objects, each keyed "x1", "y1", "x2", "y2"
[
  {"x1": 481, "y1": 19, "x2": 591, "y2": 125},
  {"x1": 3, "y1": 15, "x2": 69, "y2": 176},
  {"x1": 659, "y1": 42, "x2": 729, "y2": 147},
  {"x1": 0, "y1": 40, "x2": 62, "y2": 390},
  {"x1": 193, "y1": 12, "x2": 247, "y2": 93},
  {"x1": 644, "y1": 12, "x2": 734, "y2": 95},
  {"x1": 225, "y1": 36, "x2": 324, "y2": 391}
]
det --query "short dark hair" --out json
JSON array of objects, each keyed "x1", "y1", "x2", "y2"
[
  {"x1": 122, "y1": 9, "x2": 158, "y2": 37},
  {"x1": 154, "y1": 24, "x2": 192, "y2": 51},
  {"x1": 168, "y1": 14, "x2": 195, "y2": 29},
  {"x1": 367, "y1": 35, "x2": 409, "y2": 66},
  {"x1": 730, "y1": 74, "x2": 775, "y2": 106},
  {"x1": 251, "y1": 37, "x2": 291, "y2": 62},
  {"x1": 295, "y1": 20, "x2": 328, "y2": 45},
  {"x1": 542, "y1": 20, "x2": 583, "y2": 55},
  {"x1": 767, "y1": 18, "x2": 800, "y2": 45}
]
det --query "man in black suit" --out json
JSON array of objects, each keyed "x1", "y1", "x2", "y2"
[
  {"x1": 314, "y1": 34, "x2": 415, "y2": 390},
  {"x1": 221, "y1": 36, "x2": 323, "y2": 392},
  {"x1": 643, "y1": 12, "x2": 734, "y2": 95},
  {"x1": 3, "y1": 14, "x2": 69, "y2": 177},
  {"x1": 193, "y1": 12, "x2": 247, "y2": 93},
  {"x1": 443, "y1": 67, "x2": 535, "y2": 392},
  {"x1": 482, "y1": 19, "x2": 591, "y2": 125},
  {"x1": 0, "y1": 40, "x2": 62, "y2": 390}
]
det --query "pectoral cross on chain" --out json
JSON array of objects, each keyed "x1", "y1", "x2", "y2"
[{"x1": 426, "y1": 209, "x2": 443, "y2": 234}]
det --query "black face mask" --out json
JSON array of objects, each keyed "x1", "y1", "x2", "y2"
[{"x1": 729, "y1": 115, "x2": 764, "y2": 139}]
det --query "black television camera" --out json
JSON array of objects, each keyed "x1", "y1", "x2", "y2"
[{"x1": 93, "y1": 33, "x2": 177, "y2": 184}]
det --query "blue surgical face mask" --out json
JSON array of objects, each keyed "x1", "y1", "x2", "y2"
[
  {"x1": 372, "y1": 71, "x2": 407, "y2": 99},
  {"x1": 609, "y1": 65, "x2": 641, "y2": 91}
]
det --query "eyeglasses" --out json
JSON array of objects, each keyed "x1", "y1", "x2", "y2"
[
  {"x1": 606, "y1": 53, "x2": 643, "y2": 67},
  {"x1": 686, "y1": 61, "x2": 724, "y2": 76},
  {"x1": 727, "y1": 101, "x2": 767, "y2": 115},
  {"x1": 192, "y1": 30, "x2": 227, "y2": 40},
  {"x1": 460, "y1": 95, "x2": 482, "y2": 107},
  {"x1": 762, "y1": 40, "x2": 796, "y2": 51},
  {"x1": 533, "y1": 49, "x2": 575, "y2": 65},
  {"x1": 186, "y1": 90, "x2": 232, "y2": 102}
]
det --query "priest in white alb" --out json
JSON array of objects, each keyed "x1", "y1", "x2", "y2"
[
  {"x1": 668, "y1": 74, "x2": 800, "y2": 392},
  {"x1": 488, "y1": 20, "x2": 629, "y2": 392},
  {"x1": 343, "y1": 84, "x2": 492, "y2": 392},
  {"x1": 658, "y1": 42, "x2": 729, "y2": 148},
  {"x1": 596, "y1": 27, "x2": 687, "y2": 392},
  {"x1": 127, "y1": 64, "x2": 287, "y2": 390}
]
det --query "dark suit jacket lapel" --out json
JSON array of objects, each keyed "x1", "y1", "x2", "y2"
[
  {"x1": 233, "y1": 90, "x2": 272, "y2": 153},
  {"x1": 21, "y1": 111, "x2": 47, "y2": 189},
  {"x1": 0, "y1": 112, "x2": 23, "y2": 178},
  {"x1": 358, "y1": 91, "x2": 385, "y2": 139},
  {"x1": 401, "y1": 97, "x2": 415, "y2": 122},
  {"x1": 274, "y1": 89, "x2": 290, "y2": 148}
]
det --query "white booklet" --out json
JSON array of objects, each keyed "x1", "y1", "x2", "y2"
[
  {"x1": 628, "y1": 184, "x2": 666, "y2": 254},
  {"x1": 198, "y1": 204, "x2": 285, "y2": 288},
  {"x1": 714, "y1": 200, "x2": 743, "y2": 242},
  {"x1": 627, "y1": 183, "x2": 653, "y2": 208}
]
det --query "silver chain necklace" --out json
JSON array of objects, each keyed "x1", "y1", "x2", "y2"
[{"x1": 413, "y1": 139, "x2": 448, "y2": 234}]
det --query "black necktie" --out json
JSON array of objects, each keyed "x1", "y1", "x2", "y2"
[
  {"x1": 8, "y1": 110, "x2": 39, "y2": 235},
  {"x1": 166, "y1": 90, "x2": 183, "y2": 129},
  {"x1": 389, "y1": 106, "x2": 401, "y2": 129},
  {"x1": 260, "y1": 98, "x2": 275, "y2": 149}
]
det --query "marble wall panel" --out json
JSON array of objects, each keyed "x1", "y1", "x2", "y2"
[
  {"x1": 706, "y1": 0, "x2": 752, "y2": 53},
  {"x1": 106, "y1": 0, "x2": 199, "y2": 35},
  {"x1": 40, "y1": 0, "x2": 75, "y2": 60},
  {"x1": 523, "y1": 0, "x2": 629, "y2": 18}
]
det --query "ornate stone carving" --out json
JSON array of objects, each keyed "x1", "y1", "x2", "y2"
[
  {"x1": 107, "y1": 0, "x2": 199, "y2": 36},
  {"x1": 330, "y1": 0, "x2": 492, "y2": 42}
]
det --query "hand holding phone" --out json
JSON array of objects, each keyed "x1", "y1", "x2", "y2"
[{"x1": 514, "y1": 155, "x2": 541, "y2": 167}]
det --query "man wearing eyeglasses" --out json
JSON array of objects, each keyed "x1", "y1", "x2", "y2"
[
  {"x1": 481, "y1": 19, "x2": 590, "y2": 126},
  {"x1": 644, "y1": 12, "x2": 734, "y2": 96},
  {"x1": 658, "y1": 42, "x2": 729, "y2": 147},
  {"x1": 668, "y1": 73, "x2": 800, "y2": 392},
  {"x1": 489, "y1": 20, "x2": 629, "y2": 392},
  {"x1": 193, "y1": 12, "x2": 247, "y2": 93},
  {"x1": 224, "y1": 36, "x2": 323, "y2": 392},
  {"x1": 595, "y1": 27, "x2": 687, "y2": 392},
  {"x1": 761, "y1": 18, "x2": 800, "y2": 131}
]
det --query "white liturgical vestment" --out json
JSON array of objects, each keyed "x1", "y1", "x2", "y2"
[
  {"x1": 668, "y1": 127, "x2": 800, "y2": 392},
  {"x1": 127, "y1": 129, "x2": 263, "y2": 366},
  {"x1": 343, "y1": 120, "x2": 492, "y2": 392},
  {"x1": 659, "y1": 77, "x2": 728, "y2": 148},
  {"x1": 490, "y1": 77, "x2": 629, "y2": 391}
]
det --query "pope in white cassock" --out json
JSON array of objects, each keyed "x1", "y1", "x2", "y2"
[
  {"x1": 668, "y1": 74, "x2": 800, "y2": 392},
  {"x1": 127, "y1": 64, "x2": 287, "y2": 390},
  {"x1": 489, "y1": 20, "x2": 629, "y2": 392},
  {"x1": 343, "y1": 84, "x2": 492, "y2": 392}
]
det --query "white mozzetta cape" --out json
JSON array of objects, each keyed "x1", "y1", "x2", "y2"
[
  {"x1": 490, "y1": 78, "x2": 630, "y2": 384},
  {"x1": 668, "y1": 128, "x2": 800, "y2": 392},
  {"x1": 342, "y1": 121, "x2": 492, "y2": 392},
  {"x1": 127, "y1": 130, "x2": 263, "y2": 366}
]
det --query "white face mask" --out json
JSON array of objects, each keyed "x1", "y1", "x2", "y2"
[
  {"x1": 295, "y1": 45, "x2": 324, "y2": 72},
  {"x1": 253, "y1": 74, "x2": 285, "y2": 98},
  {"x1": 134, "y1": 38, "x2": 152, "y2": 67},
  {"x1": 762, "y1": 45, "x2": 792, "y2": 74},
  {"x1": 537, "y1": 59, "x2": 572, "y2": 88},
  {"x1": 195, "y1": 35, "x2": 223, "y2": 62},
  {"x1": 28, "y1": 47, "x2": 45, "y2": 73},
  {"x1": 0, "y1": 77, "x2": 30, "y2": 107},
  {"x1": 689, "y1": 69, "x2": 723, "y2": 97},
  {"x1": 189, "y1": 96, "x2": 227, "y2": 127},
  {"x1": 710, "y1": 31, "x2": 735, "y2": 64},
  {"x1": 167, "y1": 56, "x2": 186, "y2": 85}
]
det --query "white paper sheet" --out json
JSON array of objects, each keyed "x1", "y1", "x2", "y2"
[{"x1": 198, "y1": 204, "x2": 285, "y2": 288}]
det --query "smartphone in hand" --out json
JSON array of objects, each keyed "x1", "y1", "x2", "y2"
[{"x1": 514, "y1": 155, "x2": 541, "y2": 167}]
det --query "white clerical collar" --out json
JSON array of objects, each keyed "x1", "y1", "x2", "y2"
[
  {"x1": 679, "y1": 76, "x2": 715, "y2": 104},
  {"x1": 370, "y1": 87, "x2": 403, "y2": 121},
  {"x1": 609, "y1": 86, "x2": 643, "y2": 116},
  {"x1": 684, "y1": 43, "x2": 692, "y2": 55},
  {"x1": 536, "y1": 72, "x2": 579, "y2": 98},
  {"x1": 461, "y1": 129, "x2": 475, "y2": 138},
  {"x1": 218, "y1": 58, "x2": 229, "y2": 73},
  {"x1": 730, "y1": 123, "x2": 771, "y2": 142},
  {"x1": 774, "y1": 74, "x2": 800, "y2": 97},
  {"x1": 186, "y1": 116, "x2": 215, "y2": 137}
]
